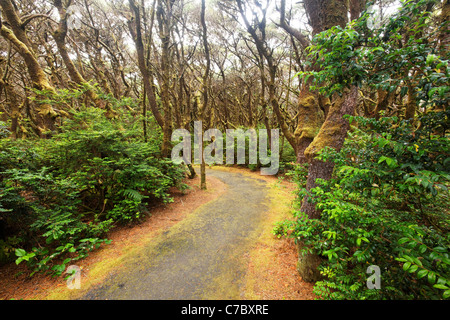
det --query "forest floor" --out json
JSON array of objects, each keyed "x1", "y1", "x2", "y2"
[{"x1": 0, "y1": 166, "x2": 315, "y2": 300}]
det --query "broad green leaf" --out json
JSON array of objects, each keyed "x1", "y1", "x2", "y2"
[
  {"x1": 403, "y1": 262, "x2": 411, "y2": 271},
  {"x1": 417, "y1": 269, "x2": 428, "y2": 279},
  {"x1": 433, "y1": 284, "x2": 449, "y2": 290},
  {"x1": 15, "y1": 248, "x2": 26, "y2": 257}
]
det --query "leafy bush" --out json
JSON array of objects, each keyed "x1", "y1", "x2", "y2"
[
  {"x1": 285, "y1": 112, "x2": 449, "y2": 299},
  {"x1": 0, "y1": 164, "x2": 113, "y2": 275},
  {"x1": 0, "y1": 98, "x2": 187, "y2": 276},
  {"x1": 275, "y1": 0, "x2": 450, "y2": 300}
]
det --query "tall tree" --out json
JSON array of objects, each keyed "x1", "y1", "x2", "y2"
[
  {"x1": 52, "y1": 0, "x2": 104, "y2": 109},
  {"x1": 155, "y1": 0, "x2": 175, "y2": 158},
  {"x1": 277, "y1": 0, "x2": 366, "y2": 281},
  {"x1": 198, "y1": 0, "x2": 211, "y2": 189},
  {"x1": 128, "y1": 1, "x2": 163, "y2": 124}
]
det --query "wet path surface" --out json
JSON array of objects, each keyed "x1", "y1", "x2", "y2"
[{"x1": 80, "y1": 168, "x2": 270, "y2": 300}]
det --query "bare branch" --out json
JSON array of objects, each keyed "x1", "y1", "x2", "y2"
[
  {"x1": 20, "y1": 13, "x2": 56, "y2": 28},
  {"x1": 277, "y1": 0, "x2": 310, "y2": 49}
]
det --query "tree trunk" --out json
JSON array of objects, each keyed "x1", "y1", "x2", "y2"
[
  {"x1": 156, "y1": 0, "x2": 173, "y2": 158},
  {"x1": 128, "y1": 0, "x2": 165, "y2": 129},
  {"x1": 439, "y1": 1, "x2": 449, "y2": 68},
  {"x1": 294, "y1": 84, "x2": 326, "y2": 163},
  {"x1": 405, "y1": 82, "x2": 416, "y2": 121},
  {"x1": 303, "y1": 86, "x2": 359, "y2": 216},
  {"x1": 0, "y1": 0, "x2": 57, "y2": 136},
  {"x1": 297, "y1": 241, "x2": 324, "y2": 282},
  {"x1": 291, "y1": 0, "x2": 356, "y2": 283},
  {"x1": 349, "y1": 0, "x2": 367, "y2": 21},
  {"x1": 374, "y1": 88, "x2": 394, "y2": 119},
  {"x1": 53, "y1": 0, "x2": 103, "y2": 109},
  {"x1": 297, "y1": 86, "x2": 360, "y2": 282},
  {"x1": 199, "y1": 0, "x2": 210, "y2": 190},
  {"x1": 304, "y1": 0, "x2": 349, "y2": 35}
]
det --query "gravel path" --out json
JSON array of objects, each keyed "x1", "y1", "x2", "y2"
[{"x1": 80, "y1": 167, "x2": 270, "y2": 300}]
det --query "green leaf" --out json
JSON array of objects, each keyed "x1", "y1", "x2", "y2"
[
  {"x1": 403, "y1": 262, "x2": 411, "y2": 271},
  {"x1": 52, "y1": 264, "x2": 66, "y2": 275},
  {"x1": 386, "y1": 157, "x2": 398, "y2": 168},
  {"x1": 408, "y1": 264, "x2": 418, "y2": 273},
  {"x1": 419, "y1": 244, "x2": 427, "y2": 254},
  {"x1": 443, "y1": 290, "x2": 450, "y2": 299},
  {"x1": 412, "y1": 256, "x2": 423, "y2": 267},
  {"x1": 378, "y1": 156, "x2": 398, "y2": 168},
  {"x1": 433, "y1": 284, "x2": 449, "y2": 290},
  {"x1": 433, "y1": 246, "x2": 447, "y2": 253},
  {"x1": 441, "y1": 256, "x2": 450, "y2": 265},
  {"x1": 417, "y1": 269, "x2": 428, "y2": 279},
  {"x1": 15, "y1": 248, "x2": 26, "y2": 257},
  {"x1": 378, "y1": 156, "x2": 388, "y2": 164},
  {"x1": 371, "y1": 47, "x2": 384, "y2": 52},
  {"x1": 426, "y1": 54, "x2": 435, "y2": 65},
  {"x1": 427, "y1": 272, "x2": 436, "y2": 284},
  {"x1": 428, "y1": 87, "x2": 438, "y2": 98}
]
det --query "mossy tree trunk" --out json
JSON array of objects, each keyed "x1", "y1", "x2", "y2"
[
  {"x1": 0, "y1": 0, "x2": 57, "y2": 136},
  {"x1": 298, "y1": 86, "x2": 360, "y2": 282},
  {"x1": 303, "y1": 87, "x2": 360, "y2": 217},
  {"x1": 199, "y1": 0, "x2": 211, "y2": 190},
  {"x1": 293, "y1": 82, "x2": 327, "y2": 164},
  {"x1": 294, "y1": 0, "x2": 367, "y2": 283},
  {"x1": 374, "y1": 88, "x2": 394, "y2": 119}
]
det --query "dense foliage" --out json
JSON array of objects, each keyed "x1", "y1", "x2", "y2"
[
  {"x1": 287, "y1": 112, "x2": 449, "y2": 299},
  {"x1": 275, "y1": 0, "x2": 450, "y2": 300},
  {"x1": 0, "y1": 92, "x2": 187, "y2": 276}
]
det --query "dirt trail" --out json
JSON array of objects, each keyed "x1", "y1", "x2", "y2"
[{"x1": 79, "y1": 168, "x2": 271, "y2": 300}]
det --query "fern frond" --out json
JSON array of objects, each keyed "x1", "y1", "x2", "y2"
[{"x1": 122, "y1": 189, "x2": 144, "y2": 202}]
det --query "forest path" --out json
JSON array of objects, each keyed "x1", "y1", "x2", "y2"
[{"x1": 80, "y1": 167, "x2": 271, "y2": 300}]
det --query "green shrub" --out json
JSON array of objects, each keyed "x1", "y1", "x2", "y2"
[
  {"x1": 0, "y1": 165, "x2": 113, "y2": 275},
  {"x1": 287, "y1": 112, "x2": 449, "y2": 300},
  {"x1": 279, "y1": 0, "x2": 449, "y2": 300},
  {"x1": 0, "y1": 98, "x2": 187, "y2": 276}
]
